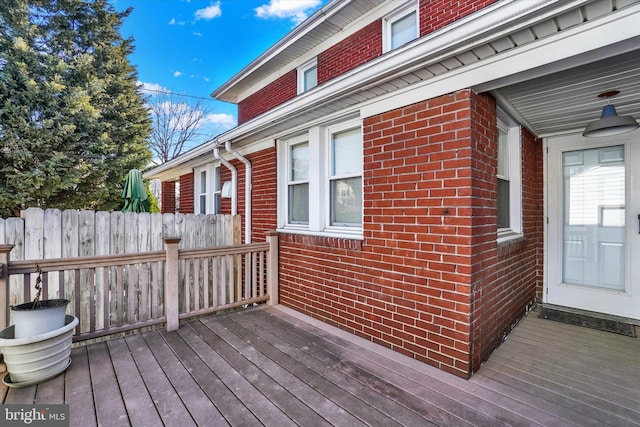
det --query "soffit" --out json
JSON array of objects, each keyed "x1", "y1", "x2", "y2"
[
  {"x1": 213, "y1": 0, "x2": 386, "y2": 103},
  {"x1": 492, "y1": 49, "x2": 640, "y2": 137},
  {"x1": 228, "y1": 0, "x2": 639, "y2": 145},
  {"x1": 147, "y1": 0, "x2": 639, "y2": 180}
]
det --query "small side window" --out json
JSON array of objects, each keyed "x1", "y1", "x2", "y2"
[
  {"x1": 383, "y1": 1, "x2": 419, "y2": 53},
  {"x1": 298, "y1": 58, "x2": 318, "y2": 94},
  {"x1": 497, "y1": 109, "x2": 522, "y2": 242}
]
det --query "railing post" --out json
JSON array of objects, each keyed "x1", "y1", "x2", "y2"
[
  {"x1": 266, "y1": 232, "x2": 279, "y2": 306},
  {"x1": 164, "y1": 237, "x2": 181, "y2": 331},
  {"x1": 0, "y1": 245, "x2": 14, "y2": 331}
]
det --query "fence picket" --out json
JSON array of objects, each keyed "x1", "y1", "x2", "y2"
[
  {"x1": 6, "y1": 218, "x2": 24, "y2": 307},
  {"x1": 44, "y1": 209, "x2": 62, "y2": 299},
  {"x1": 1, "y1": 208, "x2": 241, "y2": 329}
]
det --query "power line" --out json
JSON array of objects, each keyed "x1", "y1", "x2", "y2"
[{"x1": 140, "y1": 87, "x2": 216, "y2": 102}]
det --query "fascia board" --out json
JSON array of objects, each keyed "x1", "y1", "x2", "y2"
[
  {"x1": 233, "y1": 1, "x2": 402, "y2": 104},
  {"x1": 361, "y1": 3, "x2": 640, "y2": 121},
  {"x1": 211, "y1": 0, "x2": 353, "y2": 102},
  {"x1": 214, "y1": 0, "x2": 584, "y2": 141},
  {"x1": 147, "y1": 0, "x2": 599, "y2": 179},
  {"x1": 144, "y1": 138, "x2": 219, "y2": 179},
  {"x1": 144, "y1": 137, "x2": 275, "y2": 181}
]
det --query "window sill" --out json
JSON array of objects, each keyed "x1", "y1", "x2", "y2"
[
  {"x1": 277, "y1": 226, "x2": 364, "y2": 240},
  {"x1": 279, "y1": 231, "x2": 364, "y2": 250},
  {"x1": 497, "y1": 232, "x2": 526, "y2": 258},
  {"x1": 497, "y1": 229, "x2": 522, "y2": 245}
]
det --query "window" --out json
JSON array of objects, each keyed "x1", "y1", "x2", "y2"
[
  {"x1": 288, "y1": 140, "x2": 309, "y2": 224},
  {"x1": 297, "y1": 58, "x2": 318, "y2": 94},
  {"x1": 212, "y1": 165, "x2": 222, "y2": 214},
  {"x1": 194, "y1": 164, "x2": 222, "y2": 214},
  {"x1": 278, "y1": 119, "x2": 363, "y2": 237},
  {"x1": 384, "y1": 1, "x2": 418, "y2": 52},
  {"x1": 198, "y1": 169, "x2": 207, "y2": 215},
  {"x1": 330, "y1": 128, "x2": 362, "y2": 225},
  {"x1": 497, "y1": 109, "x2": 522, "y2": 242}
]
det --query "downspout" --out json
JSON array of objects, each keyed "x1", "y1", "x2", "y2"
[
  {"x1": 213, "y1": 145, "x2": 237, "y2": 216},
  {"x1": 225, "y1": 140, "x2": 252, "y2": 244}
]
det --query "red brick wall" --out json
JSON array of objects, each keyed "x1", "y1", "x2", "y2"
[
  {"x1": 278, "y1": 90, "x2": 542, "y2": 378},
  {"x1": 237, "y1": 70, "x2": 297, "y2": 124},
  {"x1": 179, "y1": 172, "x2": 194, "y2": 214},
  {"x1": 250, "y1": 147, "x2": 278, "y2": 242},
  {"x1": 221, "y1": 147, "x2": 278, "y2": 244},
  {"x1": 419, "y1": 0, "x2": 498, "y2": 36},
  {"x1": 236, "y1": 1, "x2": 499, "y2": 125},
  {"x1": 161, "y1": 181, "x2": 176, "y2": 214},
  {"x1": 317, "y1": 20, "x2": 382, "y2": 85},
  {"x1": 463, "y1": 92, "x2": 542, "y2": 372}
]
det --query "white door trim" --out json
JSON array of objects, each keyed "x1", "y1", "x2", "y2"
[{"x1": 544, "y1": 129, "x2": 640, "y2": 320}]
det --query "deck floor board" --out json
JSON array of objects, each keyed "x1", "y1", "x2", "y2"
[
  {"x1": 123, "y1": 334, "x2": 196, "y2": 427},
  {"x1": 2, "y1": 305, "x2": 639, "y2": 427}
]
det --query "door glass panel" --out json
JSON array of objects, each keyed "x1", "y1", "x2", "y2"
[{"x1": 562, "y1": 146, "x2": 625, "y2": 290}]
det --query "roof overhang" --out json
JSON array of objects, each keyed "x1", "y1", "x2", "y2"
[
  {"x1": 146, "y1": 0, "x2": 640, "y2": 181},
  {"x1": 211, "y1": 0, "x2": 386, "y2": 103}
]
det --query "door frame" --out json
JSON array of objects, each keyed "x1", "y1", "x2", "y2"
[{"x1": 543, "y1": 130, "x2": 640, "y2": 320}]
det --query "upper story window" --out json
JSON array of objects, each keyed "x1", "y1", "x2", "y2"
[
  {"x1": 278, "y1": 118, "x2": 363, "y2": 238},
  {"x1": 384, "y1": 1, "x2": 419, "y2": 52},
  {"x1": 194, "y1": 164, "x2": 222, "y2": 215},
  {"x1": 497, "y1": 109, "x2": 522, "y2": 242},
  {"x1": 298, "y1": 58, "x2": 318, "y2": 94}
]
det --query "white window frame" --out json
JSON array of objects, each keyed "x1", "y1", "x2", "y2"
[
  {"x1": 383, "y1": 0, "x2": 419, "y2": 53},
  {"x1": 325, "y1": 122, "x2": 363, "y2": 232},
  {"x1": 297, "y1": 58, "x2": 318, "y2": 94},
  {"x1": 277, "y1": 118, "x2": 363, "y2": 238},
  {"x1": 212, "y1": 165, "x2": 222, "y2": 214},
  {"x1": 497, "y1": 108, "x2": 522, "y2": 243},
  {"x1": 286, "y1": 134, "x2": 310, "y2": 227},
  {"x1": 194, "y1": 163, "x2": 222, "y2": 215}
]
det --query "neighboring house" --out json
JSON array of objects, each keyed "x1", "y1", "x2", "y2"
[{"x1": 146, "y1": 0, "x2": 640, "y2": 379}]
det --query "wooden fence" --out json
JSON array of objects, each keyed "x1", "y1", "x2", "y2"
[
  {"x1": 0, "y1": 208, "x2": 241, "y2": 325},
  {"x1": 0, "y1": 207, "x2": 241, "y2": 259},
  {"x1": 0, "y1": 233, "x2": 279, "y2": 341}
]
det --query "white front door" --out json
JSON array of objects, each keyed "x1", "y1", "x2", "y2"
[{"x1": 546, "y1": 130, "x2": 640, "y2": 320}]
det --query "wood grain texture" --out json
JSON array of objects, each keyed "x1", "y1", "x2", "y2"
[{"x1": 2, "y1": 306, "x2": 638, "y2": 426}]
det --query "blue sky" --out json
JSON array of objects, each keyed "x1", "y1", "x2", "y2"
[{"x1": 110, "y1": 0, "x2": 328, "y2": 148}]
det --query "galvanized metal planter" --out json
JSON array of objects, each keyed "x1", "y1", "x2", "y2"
[{"x1": 0, "y1": 315, "x2": 78, "y2": 388}]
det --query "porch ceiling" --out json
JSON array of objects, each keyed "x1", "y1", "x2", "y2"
[{"x1": 491, "y1": 49, "x2": 640, "y2": 138}]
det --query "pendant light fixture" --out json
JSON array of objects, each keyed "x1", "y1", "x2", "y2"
[{"x1": 583, "y1": 91, "x2": 639, "y2": 137}]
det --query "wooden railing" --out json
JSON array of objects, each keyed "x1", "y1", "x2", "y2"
[{"x1": 0, "y1": 232, "x2": 279, "y2": 341}]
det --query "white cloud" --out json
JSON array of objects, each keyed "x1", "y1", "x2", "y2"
[
  {"x1": 168, "y1": 17, "x2": 186, "y2": 26},
  {"x1": 195, "y1": 2, "x2": 222, "y2": 21},
  {"x1": 173, "y1": 71, "x2": 182, "y2": 77},
  {"x1": 138, "y1": 81, "x2": 169, "y2": 94},
  {"x1": 205, "y1": 113, "x2": 236, "y2": 130},
  {"x1": 255, "y1": 0, "x2": 321, "y2": 24}
]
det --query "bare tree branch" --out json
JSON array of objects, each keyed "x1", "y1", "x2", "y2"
[{"x1": 147, "y1": 94, "x2": 215, "y2": 164}]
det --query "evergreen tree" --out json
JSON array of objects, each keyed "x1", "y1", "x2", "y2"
[{"x1": 0, "y1": 0, "x2": 151, "y2": 217}]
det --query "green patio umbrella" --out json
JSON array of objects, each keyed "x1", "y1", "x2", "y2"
[{"x1": 121, "y1": 169, "x2": 149, "y2": 212}]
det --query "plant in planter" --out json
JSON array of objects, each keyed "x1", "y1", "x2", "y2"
[{"x1": 0, "y1": 265, "x2": 78, "y2": 388}]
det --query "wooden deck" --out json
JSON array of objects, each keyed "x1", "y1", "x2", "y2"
[{"x1": 2, "y1": 305, "x2": 639, "y2": 426}]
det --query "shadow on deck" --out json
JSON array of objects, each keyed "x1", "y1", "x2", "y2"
[{"x1": 2, "y1": 305, "x2": 639, "y2": 426}]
